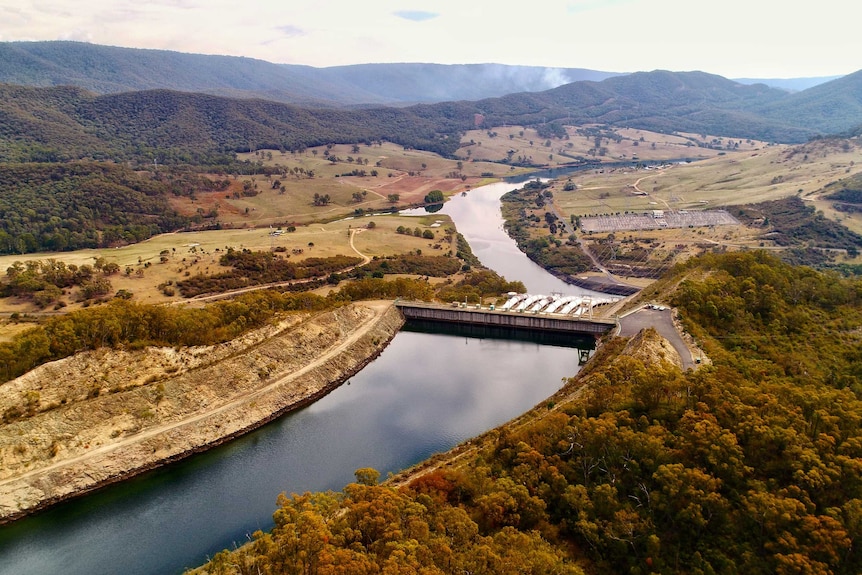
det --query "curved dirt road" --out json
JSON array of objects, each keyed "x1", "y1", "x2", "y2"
[
  {"x1": 618, "y1": 307, "x2": 696, "y2": 370},
  {"x1": 0, "y1": 300, "x2": 401, "y2": 523}
]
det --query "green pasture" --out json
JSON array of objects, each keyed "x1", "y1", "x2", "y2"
[{"x1": 553, "y1": 142, "x2": 862, "y2": 218}]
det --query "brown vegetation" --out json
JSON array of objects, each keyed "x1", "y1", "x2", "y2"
[{"x1": 193, "y1": 251, "x2": 862, "y2": 575}]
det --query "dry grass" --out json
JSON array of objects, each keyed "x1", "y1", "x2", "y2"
[
  {"x1": 0, "y1": 214, "x2": 456, "y2": 318},
  {"x1": 0, "y1": 146, "x2": 473, "y2": 321},
  {"x1": 0, "y1": 320, "x2": 37, "y2": 342},
  {"x1": 554, "y1": 141, "x2": 862, "y2": 218},
  {"x1": 2, "y1": 130, "x2": 860, "y2": 324},
  {"x1": 454, "y1": 125, "x2": 761, "y2": 167},
  {"x1": 505, "y1": 137, "x2": 862, "y2": 283},
  {"x1": 810, "y1": 199, "x2": 862, "y2": 237},
  {"x1": 171, "y1": 143, "x2": 518, "y2": 230}
]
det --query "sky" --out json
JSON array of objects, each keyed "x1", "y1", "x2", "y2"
[{"x1": 1, "y1": 0, "x2": 860, "y2": 79}]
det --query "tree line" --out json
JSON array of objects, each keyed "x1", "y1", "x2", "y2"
[
  {"x1": 0, "y1": 266, "x2": 520, "y2": 390},
  {"x1": 3, "y1": 70, "x2": 842, "y2": 169},
  {"x1": 175, "y1": 251, "x2": 363, "y2": 297},
  {"x1": 0, "y1": 162, "x2": 191, "y2": 254},
  {"x1": 501, "y1": 184, "x2": 594, "y2": 279}
]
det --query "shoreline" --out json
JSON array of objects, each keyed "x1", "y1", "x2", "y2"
[{"x1": 0, "y1": 301, "x2": 405, "y2": 525}]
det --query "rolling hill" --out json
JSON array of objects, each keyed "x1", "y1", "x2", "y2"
[
  {"x1": 1, "y1": 66, "x2": 861, "y2": 165},
  {"x1": 0, "y1": 41, "x2": 620, "y2": 107},
  {"x1": 0, "y1": 85, "x2": 472, "y2": 162},
  {"x1": 756, "y1": 69, "x2": 862, "y2": 134},
  {"x1": 470, "y1": 70, "x2": 820, "y2": 142}
]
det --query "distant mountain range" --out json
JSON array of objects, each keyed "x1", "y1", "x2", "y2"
[
  {"x1": 0, "y1": 41, "x2": 621, "y2": 107},
  {"x1": 733, "y1": 76, "x2": 844, "y2": 92},
  {"x1": 473, "y1": 69, "x2": 862, "y2": 142},
  {"x1": 0, "y1": 41, "x2": 841, "y2": 107},
  {"x1": 1, "y1": 41, "x2": 860, "y2": 164}
]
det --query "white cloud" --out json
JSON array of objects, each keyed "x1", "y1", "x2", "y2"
[
  {"x1": 274, "y1": 25, "x2": 305, "y2": 38},
  {"x1": 1, "y1": 0, "x2": 860, "y2": 77}
]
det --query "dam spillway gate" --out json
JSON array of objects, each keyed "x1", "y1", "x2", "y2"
[{"x1": 395, "y1": 301, "x2": 617, "y2": 338}]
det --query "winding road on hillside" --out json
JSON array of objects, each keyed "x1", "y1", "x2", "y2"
[
  {"x1": 617, "y1": 306, "x2": 696, "y2": 370},
  {"x1": 0, "y1": 300, "x2": 397, "y2": 524}
]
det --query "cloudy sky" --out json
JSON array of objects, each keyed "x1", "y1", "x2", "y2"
[{"x1": 1, "y1": 0, "x2": 859, "y2": 79}]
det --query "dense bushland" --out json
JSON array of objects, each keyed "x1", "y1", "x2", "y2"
[
  {"x1": 824, "y1": 173, "x2": 862, "y2": 214},
  {"x1": 501, "y1": 183, "x2": 594, "y2": 278},
  {"x1": 357, "y1": 254, "x2": 462, "y2": 278},
  {"x1": 1, "y1": 257, "x2": 120, "y2": 308},
  {"x1": 193, "y1": 251, "x2": 862, "y2": 575},
  {"x1": 176, "y1": 250, "x2": 363, "y2": 297},
  {"x1": 435, "y1": 270, "x2": 526, "y2": 304},
  {"x1": 0, "y1": 162, "x2": 190, "y2": 254},
  {"x1": 735, "y1": 196, "x2": 862, "y2": 253}
]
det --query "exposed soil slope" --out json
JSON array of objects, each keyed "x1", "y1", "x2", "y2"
[{"x1": 0, "y1": 300, "x2": 403, "y2": 523}]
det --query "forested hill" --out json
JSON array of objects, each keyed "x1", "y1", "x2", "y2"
[
  {"x1": 0, "y1": 41, "x2": 619, "y2": 107},
  {"x1": 194, "y1": 251, "x2": 862, "y2": 575},
  {"x1": 2, "y1": 68, "x2": 861, "y2": 163},
  {"x1": 0, "y1": 85, "x2": 470, "y2": 162},
  {"x1": 472, "y1": 70, "x2": 822, "y2": 142},
  {"x1": 0, "y1": 162, "x2": 190, "y2": 253},
  {"x1": 756, "y1": 69, "x2": 862, "y2": 135}
]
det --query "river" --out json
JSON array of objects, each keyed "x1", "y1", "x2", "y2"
[
  {"x1": 0, "y1": 173, "x2": 599, "y2": 575},
  {"x1": 438, "y1": 178, "x2": 606, "y2": 296}
]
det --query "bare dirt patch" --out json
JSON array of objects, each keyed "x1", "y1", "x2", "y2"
[
  {"x1": 0, "y1": 300, "x2": 404, "y2": 523},
  {"x1": 374, "y1": 176, "x2": 472, "y2": 203}
]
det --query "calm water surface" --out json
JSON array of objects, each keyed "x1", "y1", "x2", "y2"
[
  {"x1": 440, "y1": 181, "x2": 599, "y2": 295},
  {"x1": 0, "y1": 328, "x2": 591, "y2": 575}
]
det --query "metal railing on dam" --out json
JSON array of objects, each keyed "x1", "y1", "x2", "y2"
[{"x1": 395, "y1": 301, "x2": 616, "y2": 337}]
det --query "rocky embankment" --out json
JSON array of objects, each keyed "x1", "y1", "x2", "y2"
[{"x1": 0, "y1": 300, "x2": 403, "y2": 524}]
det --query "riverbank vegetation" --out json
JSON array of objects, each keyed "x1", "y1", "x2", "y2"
[
  {"x1": 192, "y1": 251, "x2": 862, "y2": 575},
  {"x1": 0, "y1": 263, "x2": 523, "y2": 390},
  {"x1": 499, "y1": 137, "x2": 862, "y2": 285},
  {"x1": 501, "y1": 180, "x2": 595, "y2": 279}
]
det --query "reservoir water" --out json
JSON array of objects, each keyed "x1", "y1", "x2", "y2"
[
  {"x1": 0, "y1": 328, "x2": 592, "y2": 575},
  {"x1": 0, "y1": 174, "x2": 600, "y2": 575}
]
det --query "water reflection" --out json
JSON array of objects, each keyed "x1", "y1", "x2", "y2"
[
  {"x1": 0, "y1": 328, "x2": 583, "y2": 575},
  {"x1": 438, "y1": 182, "x2": 606, "y2": 296}
]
